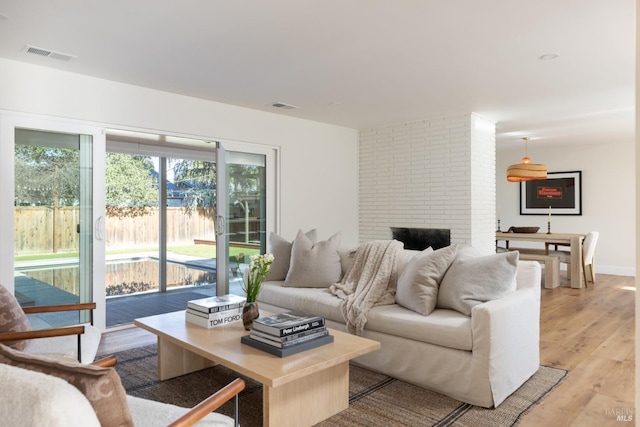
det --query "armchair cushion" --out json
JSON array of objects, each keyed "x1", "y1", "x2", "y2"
[
  {"x1": 0, "y1": 284, "x2": 31, "y2": 351},
  {"x1": 23, "y1": 323, "x2": 102, "y2": 364},
  {"x1": 0, "y1": 344, "x2": 134, "y2": 427},
  {"x1": 127, "y1": 396, "x2": 236, "y2": 427}
]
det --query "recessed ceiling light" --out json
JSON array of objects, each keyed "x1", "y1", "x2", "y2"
[
  {"x1": 539, "y1": 53, "x2": 559, "y2": 61},
  {"x1": 271, "y1": 102, "x2": 299, "y2": 110}
]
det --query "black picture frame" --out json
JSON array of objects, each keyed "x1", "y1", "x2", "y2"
[{"x1": 519, "y1": 171, "x2": 582, "y2": 215}]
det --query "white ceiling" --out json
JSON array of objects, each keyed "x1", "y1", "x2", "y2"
[{"x1": 0, "y1": 1, "x2": 634, "y2": 151}]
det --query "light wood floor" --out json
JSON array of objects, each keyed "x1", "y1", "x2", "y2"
[{"x1": 97, "y1": 273, "x2": 636, "y2": 426}]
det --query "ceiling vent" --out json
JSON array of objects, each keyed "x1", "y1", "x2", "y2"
[
  {"x1": 22, "y1": 45, "x2": 76, "y2": 62},
  {"x1": 271, "y1": 102, "x2": 299, "y2": 110}
]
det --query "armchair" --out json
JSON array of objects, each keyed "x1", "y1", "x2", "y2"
[
  {"x1": 0, "y1": 284, "x2": 101, "y2": 363},
  {"x1": 0, "y1": 346, "x2": 245, "y2": 427}
]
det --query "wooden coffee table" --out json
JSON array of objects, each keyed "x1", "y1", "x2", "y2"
[{"x1": 134, "y1": 310, "x2": 380, "y2": 427}]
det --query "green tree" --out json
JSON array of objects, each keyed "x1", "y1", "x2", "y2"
[
  {"x1": 105, "y1": 153, "x2": 157, "y2": 207},
  {"x1": 14, "y1": 145, "x2": 79, "y2": 206},
  {"x1": 171, "y1": 159, "x2": 216, "y2": 208},
  {"x1": 170, "y1": 160, "x2": 260, "y2": 209}
]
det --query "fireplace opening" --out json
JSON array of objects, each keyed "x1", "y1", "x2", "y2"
[{"x1": 390, "y1": 227, "x2": 451, "y2": 251}]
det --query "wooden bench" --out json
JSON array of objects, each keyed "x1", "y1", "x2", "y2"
[{"x1": 515, "y1": 251, "x2": 560, "y2": 289}]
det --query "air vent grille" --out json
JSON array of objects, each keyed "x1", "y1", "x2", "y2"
[
  {"x1": 271, "y1": 102, "x2": 299, "y2": 110},
  {"x1": 23, "y1": 45, "x2": 76, "y2": 62}
]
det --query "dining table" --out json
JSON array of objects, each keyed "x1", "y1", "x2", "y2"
[{"x1": 495, "y1": 231, "x2": 586, "y2": 288}]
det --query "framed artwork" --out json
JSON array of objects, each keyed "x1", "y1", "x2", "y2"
[{"x1": 520, "y1": 171, "x2": 582, "y2": 215}]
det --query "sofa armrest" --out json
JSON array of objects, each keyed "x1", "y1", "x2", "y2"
[
  {"x1": 515, "y1": 260, "x2": 542, "y2": 291},
  {"x1": 471, "y1": 263, "x2": 541, "y2": 406}
]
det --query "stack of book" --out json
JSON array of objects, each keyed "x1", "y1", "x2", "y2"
[
  {"x1": 185, "y1": 294, "x2": 246, "y2": 328},
  {"x1": 241, "y1": 310, "x2": 334, "y2": 357}
]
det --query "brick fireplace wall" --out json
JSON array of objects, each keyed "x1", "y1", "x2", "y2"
[{"x1": 359, "y1": 113, "x2": 496, "y2": 254}]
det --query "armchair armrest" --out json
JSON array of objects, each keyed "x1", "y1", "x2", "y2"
[
  {"x1": 167, "y1": 378, "x2": 246, "y2": 427},
  {"x1": 22, "y1": 302, "x2": 96, "y2": 314},
  {"x1": 91, "y1": 355, "x2": 117, "y2": 368},
  {"x1": 23, "y1": 303, "x2": 96, "y2": 326},
  {"x1": 0, "y1": 325, "x2": 85, "y2": 342},
  {"x1": 5, "y1": 302, "x2": 98, "y2": 363}
]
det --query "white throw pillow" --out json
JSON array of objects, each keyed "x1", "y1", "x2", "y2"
[
  {"x1": 437, "y1": 251, "x2": 519, "y2": 316},
  {"x1": 265, "y1": 229, "x2": 317, "y2": 281},
  {"x1": 395, "y1": 245, "x2": 457, "y2": 316},
  {"x1": 395, "y1": 248, "x2": 424, "y2": 275},
  {"x1": 284, "y1": 230, "x2": 342, "y2": 288},
  {"x1": 338, "y1": 247, "x2": 358, "y2": 277}
]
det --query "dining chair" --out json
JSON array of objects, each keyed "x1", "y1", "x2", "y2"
[{"x1": 548, "y1": 231, "x2": 599, "y2": 287}]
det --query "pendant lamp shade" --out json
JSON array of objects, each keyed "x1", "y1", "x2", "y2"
[{"x1": 506, "y1": 137, "x2": 547, "y2": 182}]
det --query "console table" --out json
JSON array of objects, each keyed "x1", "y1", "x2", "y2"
[{"x1": 495, "y1": 231, "x2": 586, "y2": 288}]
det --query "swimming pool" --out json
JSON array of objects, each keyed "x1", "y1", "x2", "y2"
[{"x1": 16, "y1": 257, "x2": 217, "y2": 298}]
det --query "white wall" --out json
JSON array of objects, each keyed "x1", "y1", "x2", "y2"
[
  {"x1": 359, "y1": 113, "x2": 497, "y2": 254},
  {"x1": 497, "y1": 141, "x2": 635, "y2": 276},
  {"x1": 0, "y1": 58, "x2": 359, "y2": 246}
]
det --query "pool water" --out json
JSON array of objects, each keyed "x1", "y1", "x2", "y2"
[{"x1": 18, "y1": 258, "x2": 216, "y2": 297}]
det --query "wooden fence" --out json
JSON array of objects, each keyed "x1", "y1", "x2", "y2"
[{"x1": 14, "y1": 207, "x2": 219, "y2": 255}]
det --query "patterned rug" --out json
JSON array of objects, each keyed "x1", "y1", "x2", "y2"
[{"x1": 113, "y1": 344, "x2": 567, "y2": 427}]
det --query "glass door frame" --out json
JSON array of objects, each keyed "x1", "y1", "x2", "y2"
[
  {"x1": 216, "y1": 140, "x2": 278, "y2": 296},
  {"x1": 0, "y1": 111, "x2": 107, "y2": 330}
]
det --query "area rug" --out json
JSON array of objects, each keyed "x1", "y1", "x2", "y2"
[{"x1": 112, "y1": 344, "x2": 567, "y2": 427}]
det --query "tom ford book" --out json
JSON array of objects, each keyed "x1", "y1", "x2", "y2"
[{"x1": 187, "y1": 294, "x2": 246, "y2": 314}]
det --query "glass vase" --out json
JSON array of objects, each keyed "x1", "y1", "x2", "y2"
[{"x1": 242, "y1": 301, "x2": 260, "y2": 331}]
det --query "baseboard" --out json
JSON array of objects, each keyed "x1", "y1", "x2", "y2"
[{"x1": 557, "y1": 264, "x2": 635, "y2": 277}]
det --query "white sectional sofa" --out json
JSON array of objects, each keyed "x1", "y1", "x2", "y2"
[{"x1": 256, "y1": 233, "x2": 542, "y2": 408}]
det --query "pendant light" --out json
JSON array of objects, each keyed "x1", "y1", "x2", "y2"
[{"x1": 506, "y1": 137, "x2": 547, "y2": 182}]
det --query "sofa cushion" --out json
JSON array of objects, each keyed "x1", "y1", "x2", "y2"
[
  {"x1": 258, "y1": 281, "x2": 472, "y2": 351},
  {"x1": 0, "y1": 362, "x2": 101, "y2": 427},
  {"x1": 284, "y1": 230, "x2": 342, "y2": 288},
  {"x1": 258, "y1": 282, "x2": 345, "y2": 323},
  {"x1": 395, "y1": 245, "x2": 457, "y2": 315},
  {"x1": 0, "y1": 344, "x2": 134, "y2": 427},
  {"x1": 365, "y1": 304, "x2": 473, "y2": 351},
  {"x1": 265, "y1": 229, "x2": 317, "y2": 281},
  {"x1": 0, "y1": 284, "x2": 32, "y2": 351},
  {"x1": 437, "y1": 251, "x2": 519, "y2": 316}
]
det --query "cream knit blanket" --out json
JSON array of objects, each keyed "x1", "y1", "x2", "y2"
[{"x1": 330, "y1": 239, "x2": 404, "y2": 335}]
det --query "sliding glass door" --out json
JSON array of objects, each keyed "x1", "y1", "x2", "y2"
[
  {"x1": 104, "y1": 132, "x2": 276, "y2": 325},
  {"x1": 0, "y1": 113, "x2": 106, "y2": 329},
  {"x1": 216, "y1": 142, "x2": 273, "y2": 296}
]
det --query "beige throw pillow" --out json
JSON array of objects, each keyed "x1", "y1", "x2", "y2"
[
  {"x1": 0, "y1": 344, "x2": 134, "y2": 427},
  {"x1": 284, "y1": 230, "x2": 342, "y2": 288},
  {"x1": 395, "y1": 245, "x2": 457, "y2": 316},
  {"x1": 265, "y1": 229, "x2": 317, "y2": 281},
  {"x1": 0, "y1": 284, "x2": 32, "y2": 351},
  {"x1": 437, "y1": 251, "x2": 519, "y2": 316}
]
